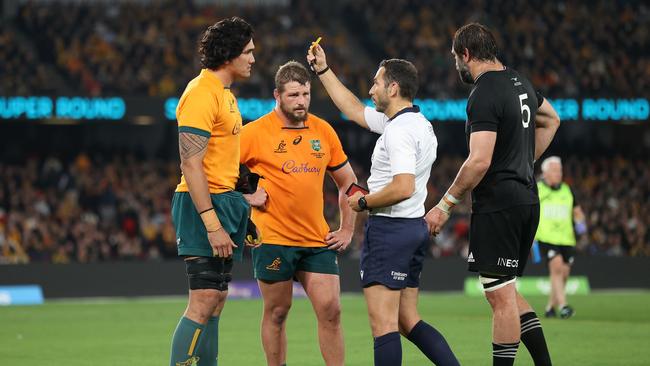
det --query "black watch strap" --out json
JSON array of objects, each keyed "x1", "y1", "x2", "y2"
[{"x1": 358, "y1": 196, "x2": 369, "y2": 210}]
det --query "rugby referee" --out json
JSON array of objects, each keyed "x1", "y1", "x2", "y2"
[{"x1": 309, "y1": 44, "x2": 459, "y2": 366}]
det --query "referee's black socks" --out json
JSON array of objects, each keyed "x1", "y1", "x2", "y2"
[
  {"x1": 520, "y1": 311, "x2": 552, "y2": 365},
  {"x1": 374, "y1": 332, "x2": 401, "y2": 366},
  {"x1": 406, "y1": 320, "x2": 459, "y2": 365}
]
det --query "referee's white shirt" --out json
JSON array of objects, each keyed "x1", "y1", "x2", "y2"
[{"x1": 364, "y1": 106, "x2": 437, "y2": 218}]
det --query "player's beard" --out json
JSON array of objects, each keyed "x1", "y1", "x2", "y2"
[
  {"x1": 280, "y1": 102, "x2": 308, "y2": 123},
  {"x1": 457, "y1": 62, "x2": 474, "y2": 84}
]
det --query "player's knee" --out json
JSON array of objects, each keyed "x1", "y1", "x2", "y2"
[
  {"x1": 186, "y1": 305, "x2": 214, "y2": 323},
  {"x1": 480, "y1": 274, "x2": 516, "y2": 308},
  {"x1": 317, "y1": 301, "x2": 341, "y2": 325},
  {"x1": 268, "y1": 304, "x2": 291, "y2": 326},
  {"x1": 185, "y1": 257, "x2": 232, "y2": 292},
  {"x1": 367, "y1": 310, "x2": 397, "y2": 335},
  {"x1": 485, "y1": 293, "x2": 516, "y2": 312},
  {"x1": 370, "y1": 319, "x2": 399, "y2": 337},
  {"x1": 186, "y1": 292, "x2": 226, "y2": 323}
]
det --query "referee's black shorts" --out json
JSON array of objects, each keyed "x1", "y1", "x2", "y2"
[
  {"x1": 538, "y1": 241, "x2": 576, "y2": 265},
  {"x1": 468, "y1": 203, "x2": 540, "y2": 277}
]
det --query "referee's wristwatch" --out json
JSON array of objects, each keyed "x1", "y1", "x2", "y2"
[{"x1": 358, "y1": 196, "x2": 369, "y2": 210}]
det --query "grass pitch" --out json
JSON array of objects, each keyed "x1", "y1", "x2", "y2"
[{"x1": 1, "y1": 291, "x2": 649, "y2": 365}]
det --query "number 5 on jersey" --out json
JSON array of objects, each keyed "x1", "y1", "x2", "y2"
[{"x1": 519, "y1": 93, "x2": 530, "y2": 128}]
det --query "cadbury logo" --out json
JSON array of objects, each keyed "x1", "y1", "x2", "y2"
[{"x1": 281, "y1": 160, "x2": 321, "y2": 174}]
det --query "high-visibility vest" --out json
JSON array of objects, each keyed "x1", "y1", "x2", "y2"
[{"x1": 535, "y1": 181, "x2": 576, "y2": 246}]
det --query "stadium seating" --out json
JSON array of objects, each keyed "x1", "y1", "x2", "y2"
[
  {"x1": 0, "y1": 0, "x2": 647, "y2": 264},
  {"x1": 1, "y1": 154, "x2": 648, "y2": 263},
  {"x1": 7, "y1": 0, "x2": 648, "y2": 98}
]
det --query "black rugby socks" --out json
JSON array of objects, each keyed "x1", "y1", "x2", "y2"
[
  {"x1": 520, "y1": 312, "x2": 552, "y2": 365},
  {"x1": 406, "y1": 320, "x2": 459, "y2": 365},
  {"x1": 493, "y1": 341, "x2": 519, "y2": 366},
  {"x1": 374, "y1": 331, "x2": 402, "y2": 366}
]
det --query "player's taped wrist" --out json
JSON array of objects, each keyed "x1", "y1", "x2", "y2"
[
  {"x1": 436, "y1": 192, "x2": 461, "y2": 214},
  {"x1": 199, "y1": 208, "x2": 222, "y2": 232}
]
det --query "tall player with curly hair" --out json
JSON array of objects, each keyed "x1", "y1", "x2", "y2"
[{"x1": 169, "y1": 17, "x2": 255, "y2": 366}]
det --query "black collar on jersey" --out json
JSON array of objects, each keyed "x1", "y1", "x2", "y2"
[
  {"x1": 389, "y1": 105, "x2": 420, "y2": 121},
  {"x1": 474, "y1": 66, "x2": 507, "y2": 84},
  {"x1": 281, "y1": 126, "x2": 309, "y2": 130}
]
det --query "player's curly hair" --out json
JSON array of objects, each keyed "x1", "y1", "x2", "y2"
[
  {"x1": 453, "y1": 23, "x2": 499, "y2": 62},
  {"x1": 198, "y1": 17, "x2": 254, "y2": 70},
  {"x1": 275, "y1": 61, "x2": 311, "y2": 92}
]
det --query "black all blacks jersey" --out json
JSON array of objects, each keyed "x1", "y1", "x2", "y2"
[{"x1": 465, "y1": 68, "x2": 544, "y2": 213}]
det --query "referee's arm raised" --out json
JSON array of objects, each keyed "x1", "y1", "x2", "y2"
[{"x1": 307, "y1": 44, "x2": 368, "y2": 129}]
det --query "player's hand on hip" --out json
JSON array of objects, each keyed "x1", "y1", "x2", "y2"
[
  {"x1": 347, "y1": 191, "x2": 364, "y2": 212},
  {"x1": 425, "y1": 207, "x2": 450, "y2": 237},
  {"x1": 326, "y1": 228, "x2": 353, "y2": 252},
  {"x1": 306, "y1": 44, "x2": 328, "y2": 73},
  {"x1": 208, "y1": 228, "x2": 237, "y2": 258},
  {"x1": 245, "y1": 187, "x2": 268, "y2": 210}
]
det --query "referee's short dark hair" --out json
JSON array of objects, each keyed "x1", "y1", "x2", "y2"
[
  {"x1": 275, "y1": 61, "x2": 311, "y2": 92},
  {"x1": 198, "y1": 17, "x2": 253, "y2": 70},
  {"x1": 379, "y1": 59, "x2": 419, "y2": 101},
  {"x1": 453, "y1": 23, "x2": 499, "y2": 62}
]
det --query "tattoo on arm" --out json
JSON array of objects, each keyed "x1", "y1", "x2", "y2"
[{"x1": 179, "y1": 132, "x2": 209, "y2": 160}]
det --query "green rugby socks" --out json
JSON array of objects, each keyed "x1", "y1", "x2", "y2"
[
  {"x1": 170, "y1": 317, "x2": 205, "y2": 366},
  {"x1": 196, "y1": 316, "x2": 220, "y2": 366}
]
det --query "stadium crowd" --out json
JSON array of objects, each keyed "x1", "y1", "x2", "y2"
[
  {"x1": 13, "y1": 1, "x2": 366, "y2": 98},
  {"x1": 0, "y1": 24, "x2": 56, "y2": 95},
  {"x1": 345, "y1": 0, "x2": 648, "y2": 98},
  {"x1": 1, "y1": 155, "x2": 648, "y2": 264},
  {"x1": 1, "y1": 0, "x2": 648, "y2": 264},
  {"x1": 6, "y1": 0, "x2": 647, "y2": 98},
  {"x1": 0, "y1": 155, "x2": 179, "y2": 264}
]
